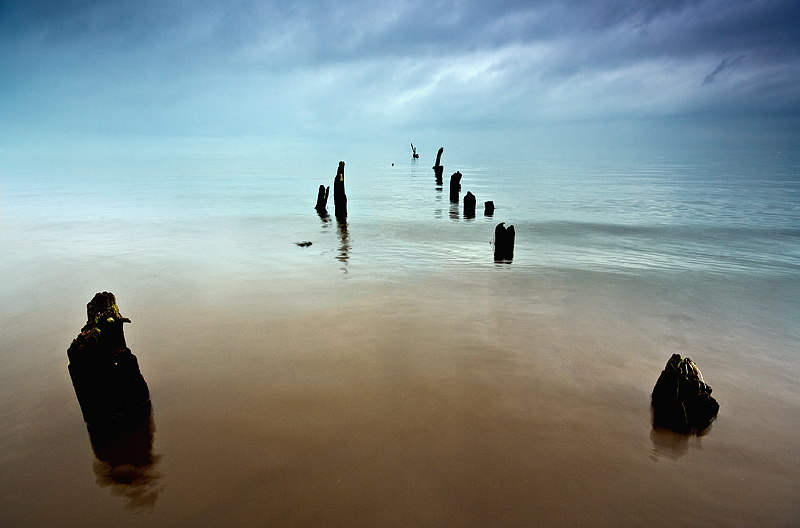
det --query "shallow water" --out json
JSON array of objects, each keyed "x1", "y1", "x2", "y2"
[{"x1": 1, "y1": 152, "x2": 799, "y2": 526}]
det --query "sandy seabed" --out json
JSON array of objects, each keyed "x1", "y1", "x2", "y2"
[{"x1": 2, "y1": 266, "x2": 799, "y2": 527}]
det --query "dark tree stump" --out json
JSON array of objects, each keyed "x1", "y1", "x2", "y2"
[
  {"x1": 494, "y1": 222, "x2": 515, "y2": 262},
  {"x1": 463, "y1": 191, "x2": 476, "y2": 218},
  {"x1": 67, "y1": 292, "x2": 150, "y2": 424},
  {"x1": 333, "y1": 161, "x2": 347, "y2": 221},
  {"x1": 652, "y1": 354, "x2": 719, "y2": 433}
]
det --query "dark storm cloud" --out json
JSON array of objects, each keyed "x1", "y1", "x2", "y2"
[
  {"x1": 4, "y1": 0, "x2": 797, "y2": 64},
  {"x1": 1, "y1": 0, "x2": 798, "y2": 142}
]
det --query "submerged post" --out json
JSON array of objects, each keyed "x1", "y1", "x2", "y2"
[
  {"x1": 433, "y1": 147, "x2": 444, "y2": 184},
  {"x1": 494, "y1": 222, "x2": 515, "y2": 262},
  {"x1": 67, "y1": 292, "x2": 150, "y2": 424},
  {"x1": 463, "y1": 191, "x2": 476, "y2": 218},
  {"x1": 334, "y1": 161, "x2": 347, "y2": 221}
]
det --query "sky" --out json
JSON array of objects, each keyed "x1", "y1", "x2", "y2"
[{"x1": 1, "y1": 0, "x2": 799, "y2": 172}]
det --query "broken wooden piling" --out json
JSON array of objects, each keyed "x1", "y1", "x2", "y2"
[
  {"x1": 494, "y1": 222, "x2": 515, "y2": 262},
  {"x1": 67, "y1": 292, "x2": 150, "y2": 424},
  {"x1": 334, "y1": 161, "x2": 347, "y2": 220},
  {"x1": 433, "y1": 147, "x2": 444, "y2": 184}
]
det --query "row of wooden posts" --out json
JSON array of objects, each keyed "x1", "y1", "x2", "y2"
[{"x1": 313, "y1": 148, "x2": 515, "y2": 262}]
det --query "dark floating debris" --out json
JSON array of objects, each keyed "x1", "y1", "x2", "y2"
[
  {"x1": 334, "y1": 161, "x2": 347, "y2": 221},
  {"x1": 67, "y1": 292, "x2": 150, "y2": 424},
  {"x1": 296, "y1": 241, "x2": 313, "y2": 247},
  {"x1": 484, "y1": 201, "x2": 495, "y2": 216},
  {"x1": 652, "y1": 354, "x2": 719, "y2": 434},
  {"x1": 494, "y1": 222, "x2": 515, "y2": 262},
  {"x1": 411, "y1": 143, "x2": 419, "y2": 159},
  {"x1": 463, "y1": 191, "x2": 476, "y2": 218},
  {"x1": 433, "y1": 147, "x2": 444, "y2": 184},
  {"x1": 315, "y1": 184, "x2": 330, "y2": 214}
]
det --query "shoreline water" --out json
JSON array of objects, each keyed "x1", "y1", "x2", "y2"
[{"x1": 1, "y1": 155, "x2": 799, "y2": 526}]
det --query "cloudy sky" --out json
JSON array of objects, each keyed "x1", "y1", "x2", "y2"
[{"x1": 1, "y1": 0, "x2": 799, "y2": 168}]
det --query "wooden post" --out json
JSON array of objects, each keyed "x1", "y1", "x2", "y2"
[
  {"x1": 315, "y1": 184, "x2": 330, "y2": 213},
  {"x1": 433, "y1": 147, "x2": 444, "y2": 184},
  {"x1": 463, "y1": 191, "x2": 476, "y2": 218},
  {"x1": 449, "y1": 171, "x2": 462, "y2": 203},
  {"x1": 651, "y1": 354, "x2": 719, "y2": 433},
  {"x1": 494, "y1": 222, "x2": 515, "y2": 262},
  {"x1": 334, "y1": 161, "x2": 347, "y2": 220},
  {"x1": 67, "y1": 292, "x2": 150, "y2": 424}
]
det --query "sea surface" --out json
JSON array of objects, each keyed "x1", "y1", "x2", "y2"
[{"x1": 1, "y1": 150, "x2": 799, "y2": 526}]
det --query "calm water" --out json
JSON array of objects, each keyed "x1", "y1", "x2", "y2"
[{"x1": 1, "y1": 151, "x2": 799, "y2": 526}]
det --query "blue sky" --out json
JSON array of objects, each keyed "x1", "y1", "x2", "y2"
[{"x1": 1, "y1": 0, "x2": 799, "y2": 171}]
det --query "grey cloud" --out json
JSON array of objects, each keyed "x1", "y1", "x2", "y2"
[
  {"x1": 3, "y1": 0, "x2": 798, "y2": 72},
  {"x1": 702, "y1": 55, "x2": 746, "y2": 85},
  {"x1": 1, "y1": 0, "x2": 798, "y2": 145}
]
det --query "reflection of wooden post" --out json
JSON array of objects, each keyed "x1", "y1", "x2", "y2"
[
  {"x1": 67, "y1": 292, "x2": 150, "y2": 424},
  {"x1": 88, "y1": 406, "x2": 162, "y2": 512},
  {"x1": 494, "y1": 222, "x2": 515, "y2": 262},
  {"x1": 334, "y1": 161, "x2": 347, "y2": 220},
  {"x1": 433, "y1": 147, "x2": 444, "y2": 184},
  {"x1": 411, "y1": 143, "x2": 419, "y2": 159},
  {"x1": 315, "y1": 185, "x2": 330, "y2": 212},
  {"x1": 463, "y1": 191, "x2": 476, "y2": 218}
]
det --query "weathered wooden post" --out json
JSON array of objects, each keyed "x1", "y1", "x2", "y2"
[
  {"x1": 315, "y1": 185, "x2": 330, "y2": 213},
  {"x1": 463, "y1": 191, "x2": 476, "y2": 218},
  {"x1": 411, "y1": 143, "x2": 419, "y2": 159},
  {"x1": 449, "y1": 171, "x2": 462, "y2": 203},
  {"x1": 652, "y1": 354, "x2": 719, "y2": 433},
  {"x1": 67, "y1": 292, "x2": 150, "y2": 424},
  {"x1": 433, "y1": 147, "x2": 444, "y2": 184},
  {"x1": 333, "y1": 161, "x2": 347, "y2": 221},
  {"x1": 494, "y1": 222, "x2": 515, "y2": 262},
  {"x1": 484, "y1": 201, "x2": 495, "y2": 216}
]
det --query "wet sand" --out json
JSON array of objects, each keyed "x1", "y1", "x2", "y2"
[{"x1": 2, "y1": 268, "x2": 799, "y2": 527}]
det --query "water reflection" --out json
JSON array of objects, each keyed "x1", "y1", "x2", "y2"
[
  {"x1": 337, "y1": 220, "x2": 350, "y2": 268},
  {"x1": 649, "y1": 407, "x2": 711, "y2": 461},
  {"x1": 649, "y1": 425, "x2": 689, "y2": 460},
  {"x1": 318, "y1": 208, "x2": 331, "y2": 227},
  {"x1": 87, "y1": 406, "x2": 163, "y2": 512},
  {"x1": 449, "y1": 202, "x2": 459, "y2": 221}
]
